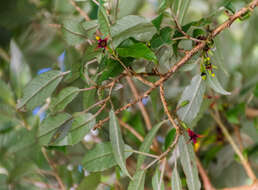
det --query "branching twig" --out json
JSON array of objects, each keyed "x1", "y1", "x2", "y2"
[{"x1": 69, "y1": 0, "x2": 90, "y2": 21}]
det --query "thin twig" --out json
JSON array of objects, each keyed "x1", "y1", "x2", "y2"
[
  {"x1": 125, "y1": 149, "x2": 159, "y2": 159},
  {"x1": 69, "y1": 0, "x2": 90, "y2": 21},
  {"x1": 119, "y1": 119, "x2": 144, "y2": 142},
  {"x1": 41, "y1": 148, "x2": 66, "y2": 190},
  {"x1": 210, "y1": 109, "x2": 257, "y2": 181}
]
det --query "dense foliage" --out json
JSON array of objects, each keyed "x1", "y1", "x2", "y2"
[{"x1": 0, "y1": 0, "x2": 258, "y2": 189}]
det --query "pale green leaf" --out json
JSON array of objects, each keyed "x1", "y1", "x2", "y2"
[
  {"x1": 82, "y1": 142, "x2": 132, "y2": 172},
  {"x1": 62, "y1": 17, "x2": 85, "y2": 46},
  {"x1": 152, "y1": 167, "x2": 165, "y2": 190},
  {"x1": 111, "y1": 15, "x2": 157, "y2": 48},
  {"x1": 17, "y1": 70, "x2": 63, "y2": 110},
  {"x1": 77, "y1": 173, "x2": 100, "y2": 190},
  {"x1": 98, "y1": 3, "x2": 110, "y2": 36},
  {"x1": 50, "y1": 86, "x2": 79, "y2": 113},
  {"x1": 177, "y1": 75, "x2": 206, "y2": 126},
  {"x1": 109, "y1": 110, "x2": 131, "y2": 178},
  {"x1": 171, "y1": 164, "x2": 182, "y2": 190},
  {"x1": 37, "y1": 113, "x2": 72, "y2": 145},
  {"x1": 128, "y1": 170, "x2": 145, "y2": 190},
  {"x1": 178, "y1": 135, "x2": 201, "y2": 190},
  {"x1": 67, "y1": 113, "x2": 96, "y2": 145},
  {"x1": 172, "y1": 0, "x2": 191, "y2": 24},
  {"x1": 136, "y1": 120, "x2": 168, "y2": 169},
  {"x1": 0, "y1": 79, "x2": 15, "y2": 106},
  {"x1": 207, "y1": 75, "x2": 231, "y2": 95}
]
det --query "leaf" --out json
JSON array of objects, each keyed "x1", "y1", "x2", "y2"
[
  {"x1": 150, "y1": 27, "x2": 172, "y2": 49},
  {"x1": 178, "y1": 135, "x2": 201, "y2": 190},
  {"x1": 136, "y1": 120, "x2": 168, "y2": 169},
  {"x1": 98, "y1": 1, "x2": 110, "y2": 36},
  {"x1": 81, "y1": 20, "x2": 98, "y2": 38},
  {"x1": 171, "y1": 164, "x2": 182, "y2": 190},
  {"x1": 37, "y1": 113, "x2": 72, "y2": 145},
  {"x1": 10, "y1": 40, "x2": 31, "y2": 98},
  {"x1": 50, "y1": 86, "x2": 79, "y2": 113},
  {"x1": 62, "y1": 17, "x2": 85, "y2": 46},
  {"x1": 109, "y1": 110, "x2": 131, "y2": 178},
  {"x1": 254, "y1": 83, "x2": 258, "y2": 97},
  {"x1": 0, "y1": 79, "x2": 15, "y2": 106},
  {"x1": 128, "y1": 170, "x2": 145, "y2": 190},
  {"x1": 172, "y1": 0, "x2": 191, "y2": 24},
  {"x1": 17, "y1": 70, "x2": 63, "y2": 110},
  {"x1": 224, "y1": 1, "x2": 236, "y2": 14},
  {"x1": 164, "y1": 128, "x2": 176, "y2": 150},
  {"x1": 77, "y1": 173, "x2": 100, "y2": 190},
  {"x1": 111, "y1": 15, "x2": 157, "y2": 48},
  {"x1": 177, "y1": 75, "x2": 206, "y2": 126},
  {"x1": 207, "y1": 75, "x2": 231, "y2": 95},
  {"x1": 116, "y1": 43, "x2": 157, "y2": 62},
  {"x1": 82, "y1": 142, "x2": 132, "y2": 172},
  {"x1": 152, "y1": 13, "x2": 164, "y2": 31},
  {"x1": 152, "y1": 167, "x2": 165, "y2": 190},
  {"x1": 67, "y1": 113, "x2": 96, "y2": 145}
]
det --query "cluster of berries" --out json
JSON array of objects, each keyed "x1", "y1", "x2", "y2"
[{"x1": 200, "y1": 56, "x2": 216, "y2": 80}]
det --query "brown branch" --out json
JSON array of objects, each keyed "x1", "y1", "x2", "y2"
[
  {"x1": 93, "y1": 0, "x2": 258, "y2": 130},
  {"x1": 119, "y1": 119, "x2": 144, "y2": 142},
  {"x1": 210, "y1": 109, "x2": 257, "y2": 181},
  {"x1": 246, "y1": 107, "x2": 258, "y2": 118},
  {"x1": 196, "y1": 156, "x2": 216, "y2": 190},
  {"x1": 41, "y1": 148, "x2": 66, "y2": 190}
]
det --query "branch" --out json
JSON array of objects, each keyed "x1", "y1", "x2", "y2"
[
  {"x1": 210, "y1": 109, "x2": 257, "y2": 181},
  {"x1": 93, "y1": 0, "x2": 258, "y2": 130},
  {"x1": 69, "y1": 0, "x2": 90, "y2": 21}
]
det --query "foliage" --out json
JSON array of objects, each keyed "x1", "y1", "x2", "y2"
[{"x1": 0, "y1": 0, "x2": 258, "y2": 189}]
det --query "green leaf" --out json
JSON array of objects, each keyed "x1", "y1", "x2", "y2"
[
  {"x1": 128, "y1": 170, "x2": 145, "y2": 190},
  {"x1": 164, "y1": 128, "x2": 176, "y2": 150},
  {"x1": 224, "y1": 1, "x2": 236, "y2": 14},
  {"x1": 177, "y1": 75, "x2": 206, "y2": 126},
  {"x1": 152, "y1": 14, "x2": 164, "y2": 31},
  {"x1": 0, "y1": 79, "x2": 15, "y2": 106},
  {"x1": 226, "y1": 103, "x2": 245, "y2": 125},
  {"x1": 111, "y1": 15, "x2": 157, "y2": 48},
  {"x1": 67, "y1": 113, "x2": 96, "y2": 145},
  {"x1": 178, "y1": 135, "x2": 201, "y2": 190},
  {"x1": 50, "y1": 87, "x2": 79, "y2": 113},
  {"x1": 207, "y1": 75, "x2": 231, "y2": 95},
  {"x1": 17, "y1": 70, "x2": 63, "y2": 110},
  {"x1": 172, "y1": 0, "x2": 191, "y2": 24},
  {"x1": 254, "y1": 83, "x2": 258, "y2": 97},
  {"x1": 82, "y1": 142, "x2": 132, "y2": 172},
  {"x1": 62, "y1": 17, "x2": 85, "y2": 46},
  {"x1": 77, "y1": 173, "x2": 100, "y2": 190},
  {"x1": 98, "y1": 1, "x2": 110, "y2": 36},
  {"x1": 116, "y1": 43, "x2": 157, "y2": 62},
  {"x1": 136, "y1": 120, "x2": 168, "y2": 169},
  {"x1": 109, "y1": 110, "x2": 131, "y2": 178},
  {"x1": 171, "y1": 164, "x2": 182, "y2": 190},
  {"x1": 37, "y1": 113, "x2": 72, "y2": 145},
  {"x1": 150, "y1": 27, "x2": 172, "y2": 49},
  {"x1": 81, "y1": 20, "x2": 98, "y2": 38},
  {"x1": 152, "y1": 167, "x2": 165, "y2": 190}
]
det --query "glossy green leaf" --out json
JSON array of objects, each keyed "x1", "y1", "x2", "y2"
[
  {"x1": 178, "y1": 135, "x2": 201, "y2": 190},
  {"x1": 111, "y1": 15, "x2": 157, "y2": 48},
  {"x1": 109, "y1": 110, "x2": 131, "y2": 178},
  {"x1": 128, "y1": 170, "x2": 145, "y2": 190},
  {"x1": 17, "y1": 70, "x2": 63, "y2": 110},
  {"x1": 164, "y1": 128, "x2": 176, "y2": 150},
  {"x1": 152, "y1": 167, "x2": 165, "y2": 190},
  {"x1": 77, "y1": 173, "x2": 100, "y2": 190},
  {"x1": 177, "y1": 75, "x2": 206, "y2": 126},
  {"x1": 207, "y1": 75, "x2": 231, "y2": 95},
  {"x1": 150, "y1": 27, "x2": 172, "y2": 49},
  {"x1": 37, "y1": 113, "x2": 72, "y2": 145},
  {"x1": 171, "y1": 164, "x2": 182, "y2": 190},
  {"x1": 82, "y1": 142, "x2": 132, "y2": 172},
  {"x1": 62, "y1": 17, "x2": 85, "y2": 46},
  {"x1": 152, "y1": 14, "x2": 164, "y2": 31},
  {"x1": 50, "y1": 86, "x2": 79, "y2": 113},
  {"x1": 136, "y1": 120, "x2": 168, "y2": 169},
  {"x1": 116, "y1": 43, "x2": 157, "y2": 62}
]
